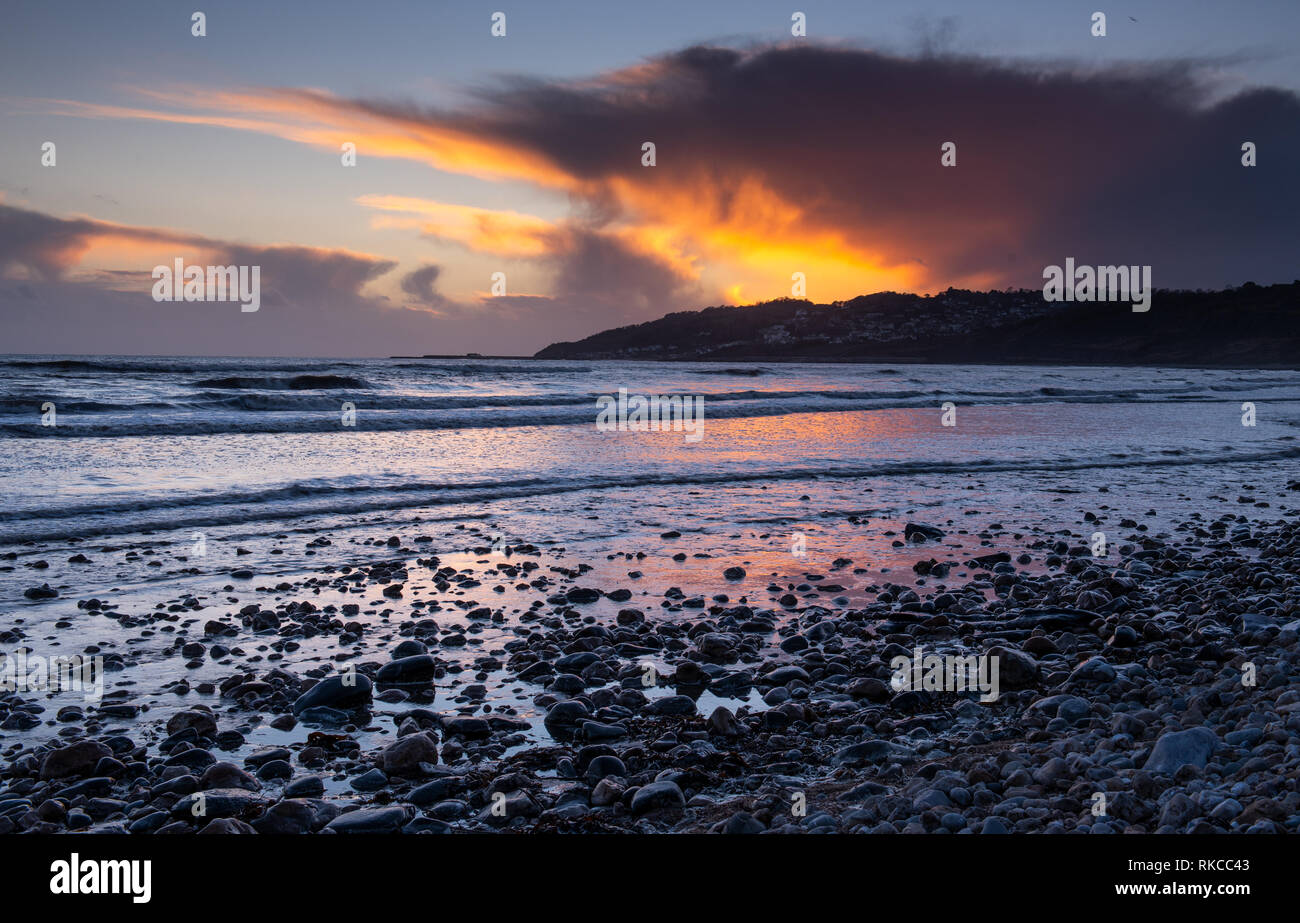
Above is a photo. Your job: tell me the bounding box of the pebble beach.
[2,357,1298,834]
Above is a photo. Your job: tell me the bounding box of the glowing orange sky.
[34,84,958,306]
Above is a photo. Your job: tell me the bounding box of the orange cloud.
[41,87,574,187]
[608,177,924,299]
[358,196,557,258]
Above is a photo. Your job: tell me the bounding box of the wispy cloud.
[360,196,558,257]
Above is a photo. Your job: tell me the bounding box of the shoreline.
[4,502,1297,834]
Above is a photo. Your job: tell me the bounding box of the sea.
[1,355,1296,750]
[2,355,1296,544]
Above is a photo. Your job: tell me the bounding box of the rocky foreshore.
[3,509,1298,834]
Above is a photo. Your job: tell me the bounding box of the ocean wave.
[182,391,606,412]
[191,374,376,390]
[2,445,1297,545]
[0,395,182,413]
[3,387,1297,436]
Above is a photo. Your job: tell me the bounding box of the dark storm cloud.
[367,43,1300,288]
[399,263,450,309]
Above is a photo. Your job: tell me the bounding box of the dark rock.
[1143,727,1219,775]
[442,715,491,738]
[722,811,764,834]
[200,762,260,792]
[987,646,1040,689]
[379,732,439,774]
[197,818,257,834]
[40,740,111,780]
[647,695,697,716]
[1070,657,1117,685]
[283,775,326,798]
[292,673,373,714]
[376,655,437,684]
[584,755,628,782]
[544,700,591,729]
[324,805,411,834]
[833,740,892,766]
[170,788,268,820]
[630,780,685,816]
[904,523,945,542]
[350,768,389,792]
[257,760,293,781]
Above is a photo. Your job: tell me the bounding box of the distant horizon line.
[4,280,1295,362]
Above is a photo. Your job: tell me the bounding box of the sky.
[1,0,1298,357]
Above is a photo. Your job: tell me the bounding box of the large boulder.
[986,646,1040,689]
[170,788,268,820]
[543,700,591,730]
[476,790,541,826]
[697,633,739,660]
[200,761,260,792]
[833,740,892,766]
[167,709,219,738]
[1069,656,1117,685]
[376,655,437,684]
[904,523,945,542]
[630,780,685,816]
[292,673,373,714]
[252,799,340,835]
[647,695,697,716]
[378,732,439,774]
[40,740,111,780]
[197,818,257,834]
[1142,727,1219,775]
[324,805,411,834]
